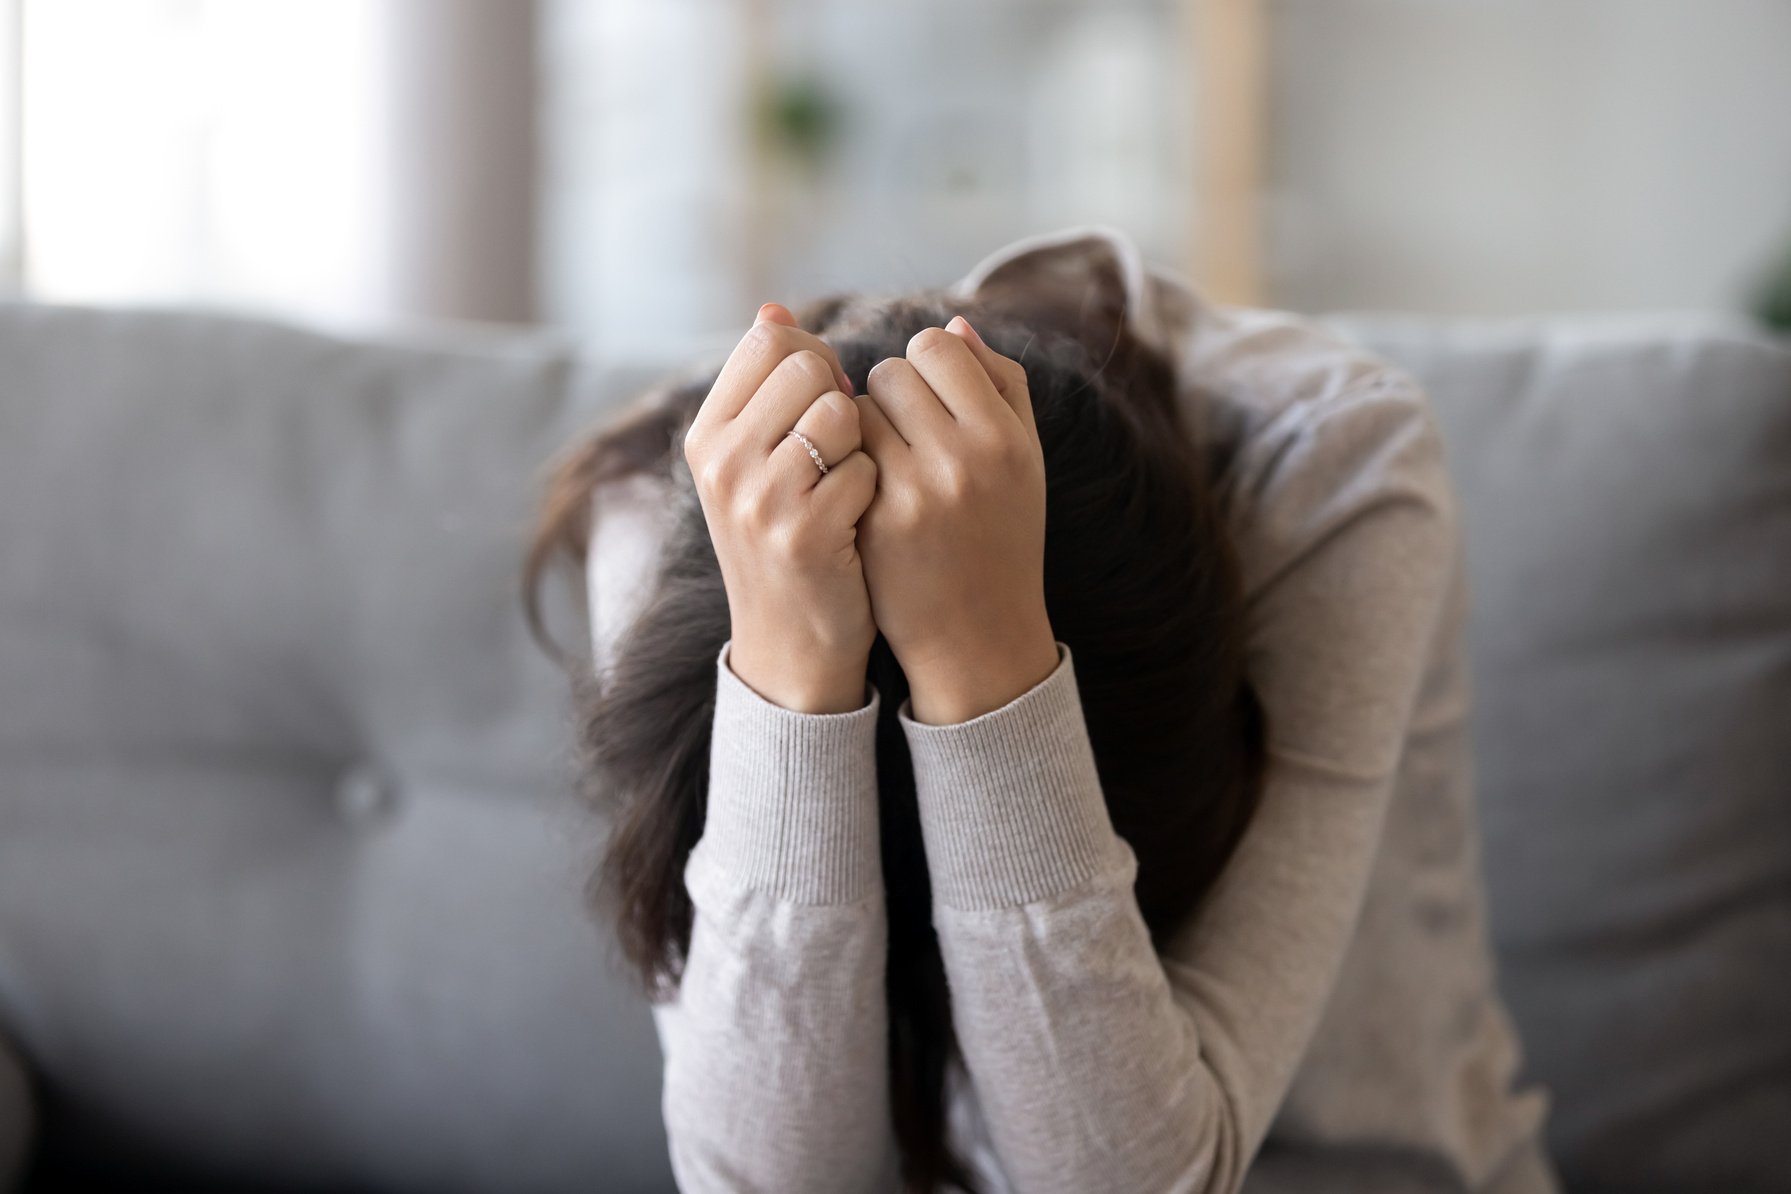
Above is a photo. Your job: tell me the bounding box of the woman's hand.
[685,304,879,714]
[855,317,1061,724]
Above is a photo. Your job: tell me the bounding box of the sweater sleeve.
[897,380,1459,1193]
[584,486,899,1194]
[647,642,901,1194]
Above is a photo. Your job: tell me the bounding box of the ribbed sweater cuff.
[694,639,882,904]
[897,642,1123,910]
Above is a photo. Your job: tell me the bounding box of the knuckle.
[691,452,727,496]
[864,357,905,393]
[742,320,783,358]
[763,517,801,561]
[962,420,1000,452]
[729,481,760,521]
[989,429,1030,469]
[890,484,927,528]
[936,457,973,501]
[907,326,955,359]
[789,349,833,390]
[871,469,908,505]
[682,416,711,452]
[840,450,875,489]
[815,389,858,427]
[740,485,781,534]
[879,475,920,514]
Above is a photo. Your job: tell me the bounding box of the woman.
[525,227,1559,1193]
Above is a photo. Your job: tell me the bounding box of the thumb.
[756,302,799,327]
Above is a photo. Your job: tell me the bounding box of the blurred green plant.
[754,73,842,168]
[1751,229,1791,333]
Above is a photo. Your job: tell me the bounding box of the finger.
[769,390,863,496]
[737,348,840,451]
[697,311,854,428]
[759,302,853,396]
[853,388,912,472]
[946,315,1035,438]
[864,356,953,448]
[903,324,1007,427]
[809,447,878,525]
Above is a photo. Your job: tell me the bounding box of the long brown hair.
[523,280,1267,1192]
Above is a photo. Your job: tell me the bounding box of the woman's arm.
[897,381,1459,1193]
[586,474,900,1194]
[651,638,898,1194]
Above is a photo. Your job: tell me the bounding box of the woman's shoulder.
[1154,281,1463,782]
[1159,280,1459,606]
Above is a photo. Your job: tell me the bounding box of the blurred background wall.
[2,0,1787,360]
[537,0,1203,361]
[1265,0,1791,317]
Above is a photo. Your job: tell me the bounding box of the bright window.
[18,0,395,321]
[0,0,19,292]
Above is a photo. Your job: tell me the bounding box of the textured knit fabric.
[584,228,1559,1193]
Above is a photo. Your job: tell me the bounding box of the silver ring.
[786,429,829,474]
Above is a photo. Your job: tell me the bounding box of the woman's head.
[524,242,1267,1193]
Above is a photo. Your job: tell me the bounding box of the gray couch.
[1,301,1786,1192]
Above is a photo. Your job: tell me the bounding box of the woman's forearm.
[655,640,898,1194]
[899,642,1249,1193]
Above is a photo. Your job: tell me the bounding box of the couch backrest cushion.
[7,297,1787,1192]
[1331,313,1791,1192]
[0,301,675,1191]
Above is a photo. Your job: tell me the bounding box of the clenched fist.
[854,317,1061,724]
[685,304,879,714]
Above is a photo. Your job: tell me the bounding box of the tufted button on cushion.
[334,761,399,825]
[0,301,678,1192]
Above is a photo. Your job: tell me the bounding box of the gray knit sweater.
[584,230,1560,1194]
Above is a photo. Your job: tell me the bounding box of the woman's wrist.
[725,636,871,714]
[902,617,1061,725]
[707,639,884,903]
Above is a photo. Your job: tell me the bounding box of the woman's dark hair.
[523,280,1267,1193]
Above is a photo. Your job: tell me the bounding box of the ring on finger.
[786,428,829,474]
